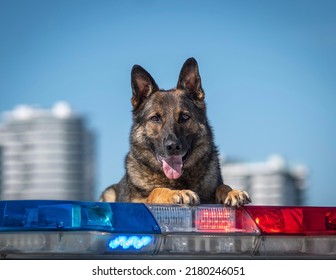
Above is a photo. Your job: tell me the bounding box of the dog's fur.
[100,58,251,206]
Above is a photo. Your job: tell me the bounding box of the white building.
[0,102,95,200]
[221,154,307,205]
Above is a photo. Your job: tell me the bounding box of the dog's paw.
[216,184,251,207]
[221,189,251,207]
[171,190,200,205]
[147,188,200,205]
[99,186,117,202]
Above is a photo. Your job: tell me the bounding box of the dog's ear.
[131,65,159,109]
[177,57,204,101]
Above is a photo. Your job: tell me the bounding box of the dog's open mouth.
[157,152,189,180]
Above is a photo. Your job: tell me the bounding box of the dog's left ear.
[177,57,204,101]
[131,65,159,109]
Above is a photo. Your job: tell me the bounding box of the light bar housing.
[0,200,335,259]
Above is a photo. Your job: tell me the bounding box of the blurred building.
[221,154,307,205]
[0,102,95,200]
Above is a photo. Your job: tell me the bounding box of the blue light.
[0,201,160,234]
[108,235,153,250]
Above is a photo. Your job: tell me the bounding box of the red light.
[195,207,260,233]
[326,211,336,230]
[197,208,233,232]
[245,206,336,235]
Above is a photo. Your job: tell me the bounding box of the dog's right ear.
[177,57,204,101]
[131,65,159,109]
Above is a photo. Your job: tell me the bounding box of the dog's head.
[130,58,212,180]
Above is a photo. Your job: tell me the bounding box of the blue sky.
[0,0,335,205]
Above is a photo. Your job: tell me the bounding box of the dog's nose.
[165,139,182,154]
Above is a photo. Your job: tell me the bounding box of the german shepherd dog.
[100,58,251,206]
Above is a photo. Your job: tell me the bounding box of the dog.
[100,57,251,206]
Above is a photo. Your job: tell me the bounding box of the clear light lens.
[258,236,336,256]
[148,205,259,233]
[0,232,158,255]
[148,205,192,232]
[0,233,46,251]
[158,235,259,255]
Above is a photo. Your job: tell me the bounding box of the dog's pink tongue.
[162,156,183,179]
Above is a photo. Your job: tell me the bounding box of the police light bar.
[0,200,335,259]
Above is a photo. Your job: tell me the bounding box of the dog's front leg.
[216,184,251,207]
[146,187,200,205]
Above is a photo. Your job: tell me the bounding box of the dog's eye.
[150,115,160,122]
[179,114,190,123]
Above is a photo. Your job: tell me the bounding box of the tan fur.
[147,188,200,204]
[99,187,116,202]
